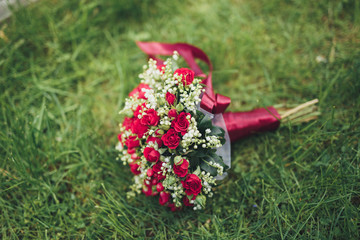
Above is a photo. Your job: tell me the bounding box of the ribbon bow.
[136,41,281,143]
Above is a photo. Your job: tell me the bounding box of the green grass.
[1,0,359,238]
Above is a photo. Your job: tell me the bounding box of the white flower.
[115,142,123,151]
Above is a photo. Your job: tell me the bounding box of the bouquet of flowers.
[116,42,319,211]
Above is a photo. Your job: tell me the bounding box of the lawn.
[0,0,359,239]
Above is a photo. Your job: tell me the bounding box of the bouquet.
[116,42,319,211]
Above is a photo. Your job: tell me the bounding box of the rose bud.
[133,103,147,118]
[129,162,141,175]
[168,203,180,212]
[147,168,154,177]
[174,68,195,86]
[129,83,151,99]
[168,109,178,119]
[152,161,164,174]
[146,136,163,148]
[157,64,166,74]
[173,112,191,135]
[151,178,158,186]
[159,192,170,206]
[127,148,136,154]
[183,195,196,206]
[165,92,177,106]
[156,182,164,192]
[142,187,153,196]
[144,177,153,186]
[124,135,140,149]
[173,159,189,178]
[174,156,184,166]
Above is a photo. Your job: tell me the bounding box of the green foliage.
[0,0,359,238]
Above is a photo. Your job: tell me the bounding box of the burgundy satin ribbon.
[223,107,281,142]
[136,41,281,142]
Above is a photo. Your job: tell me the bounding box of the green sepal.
[193,166,201,176]
[158,148,167,155]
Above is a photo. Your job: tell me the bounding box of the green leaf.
[199,152,229,176]
[210,125,225,137]
[200,161,217,176]
[198,114,212,132]
[187,148,208,158]
[209,153,228,170]
[195,110,205,120]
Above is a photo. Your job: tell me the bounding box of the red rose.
[165,92,176,106]
[142,186,153,196]
[124,135,140,149]
[159,191,170,205]
[147,168,154,177]
[173,112,191,135]
[161,129,180,149]
[141,109,160,126]
[127,148,136,154]
[151,178,158,186]
[133,103,147,118]
[143,178,152,187]
[173,159,189,178]
[131,119,149,138]
[152,161,164,174]
[131,153,140,160]
[129,162,141,175]
[156,182,164,192]
[181,174,202,196]
[168,109,178,119]
[122,117,134,130]
[156,173,166,181]
[129,83,151,99]
[146,136,163,148]
[174,68,195,85]
[143,147,160,162]
[168,203,180,212]
[183,195,196,206]
[157,64,166,74]
[154,129,164,136]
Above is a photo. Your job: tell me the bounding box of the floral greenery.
[0,0,359,238]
